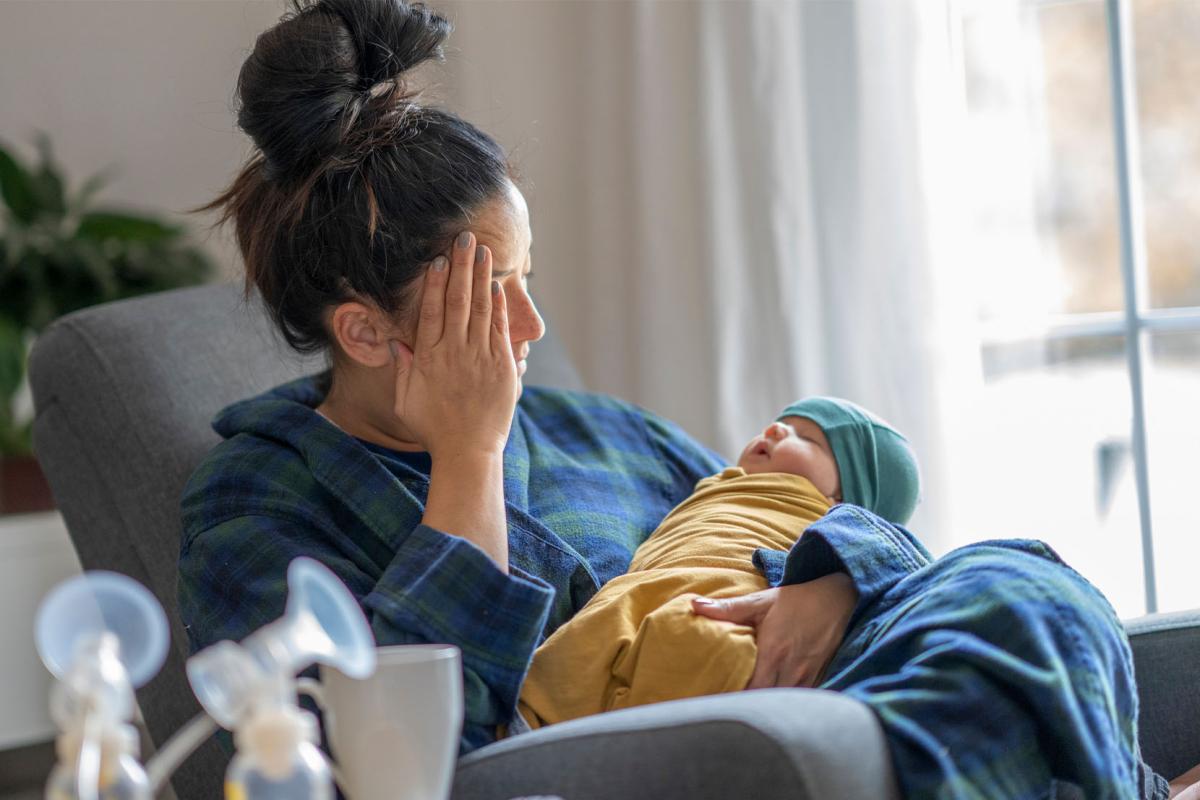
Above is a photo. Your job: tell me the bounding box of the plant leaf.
[0,417,33,457]
[113,242,216,299]
[0,317,24,406]
[0,226,25,270]
[31,132,66,218]
[77,211,183,243]
[0,141,38,223]
[0,249,33,330]
[0,133,213,346]
[69,165,119,217]
[69,238,119,301]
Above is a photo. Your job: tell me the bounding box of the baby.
[512,396,921,732]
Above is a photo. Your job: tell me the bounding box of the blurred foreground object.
[34,571,169,800]
[187,557,376,800]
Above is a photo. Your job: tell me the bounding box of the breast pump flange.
[185,557,377,800]
[35,558,375,800]
[35,571,170,800]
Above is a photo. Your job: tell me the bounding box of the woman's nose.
[509,289,546,344]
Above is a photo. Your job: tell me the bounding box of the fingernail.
[388,340,399,359]
[475,245,486,265]
[491,280,500,295]
[457,231,471,249]
[692,598,714,607]
[432,256,447,271]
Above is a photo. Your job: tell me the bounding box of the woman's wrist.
[820,572,859,622]
[423,449,509,570]
[428,442,506,466]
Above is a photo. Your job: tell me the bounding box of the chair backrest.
[27,282,583,800]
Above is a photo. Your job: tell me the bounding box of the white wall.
[0,1,288,285]
[432,0,632,403]
[0,513,79,749]
[0,0,655,426]
[431,1,721,446]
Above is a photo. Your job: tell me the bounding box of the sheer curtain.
[440,0,969,549]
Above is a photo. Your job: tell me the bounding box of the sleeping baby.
[512,396,922,731]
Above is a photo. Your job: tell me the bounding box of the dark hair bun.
[196,0,511,362]
[236,0,451,181]
[321,0,449,85]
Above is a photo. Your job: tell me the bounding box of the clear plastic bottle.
[45,724,150,800]
[35,574,169,800]
[224,704,332,800]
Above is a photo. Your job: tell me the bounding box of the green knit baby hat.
[777,396,922,525]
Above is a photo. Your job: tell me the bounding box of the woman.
[180,1,1195,797]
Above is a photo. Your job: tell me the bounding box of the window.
[948,0,1200,617]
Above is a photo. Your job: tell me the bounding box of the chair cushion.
[1124,609,1200,780]
[29,283,325,799]
[452,689,899,800]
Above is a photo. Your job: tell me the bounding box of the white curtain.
[440,0,970,549]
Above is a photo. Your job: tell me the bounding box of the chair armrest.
[1125,608,1200,780]
[451,689,898,800]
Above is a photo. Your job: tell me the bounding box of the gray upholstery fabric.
[1125,609,1200,781]
[452,689,900,800]
[30,283,323,800]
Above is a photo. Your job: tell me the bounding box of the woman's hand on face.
[391,231,519,460]
[691,573,859,689]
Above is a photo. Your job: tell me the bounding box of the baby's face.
[736,416,841,502]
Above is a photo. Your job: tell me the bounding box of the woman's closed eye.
[494,269,534,287]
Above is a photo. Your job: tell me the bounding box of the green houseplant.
[0,131,215,510]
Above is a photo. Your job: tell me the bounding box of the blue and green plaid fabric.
[178,372,727,753]
[755,505,1168,800]
[180,373,1168,796]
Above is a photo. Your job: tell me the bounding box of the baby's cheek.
[821,461,841,497]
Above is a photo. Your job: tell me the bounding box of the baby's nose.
[765,422,787,440]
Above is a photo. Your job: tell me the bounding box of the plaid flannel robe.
[180,373,1167,797]
[755,507,1168,800]
[178,373,727,752]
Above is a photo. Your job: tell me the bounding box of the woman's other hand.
[691,573,858,689]
[391,230,519,459]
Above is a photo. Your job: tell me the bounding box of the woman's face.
[462,181,545,383]
[325,180,544,393]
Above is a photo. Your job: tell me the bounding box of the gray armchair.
[27,284,1200,800]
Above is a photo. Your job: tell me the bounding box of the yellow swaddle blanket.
[517,466,832,729]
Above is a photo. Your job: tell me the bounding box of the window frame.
[1096,0,1200,612]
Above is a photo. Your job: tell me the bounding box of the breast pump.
[34,558,375,800]
[35,571,169,800]
[186,557,376,800]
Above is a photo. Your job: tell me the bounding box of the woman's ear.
[327,301,397,368]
